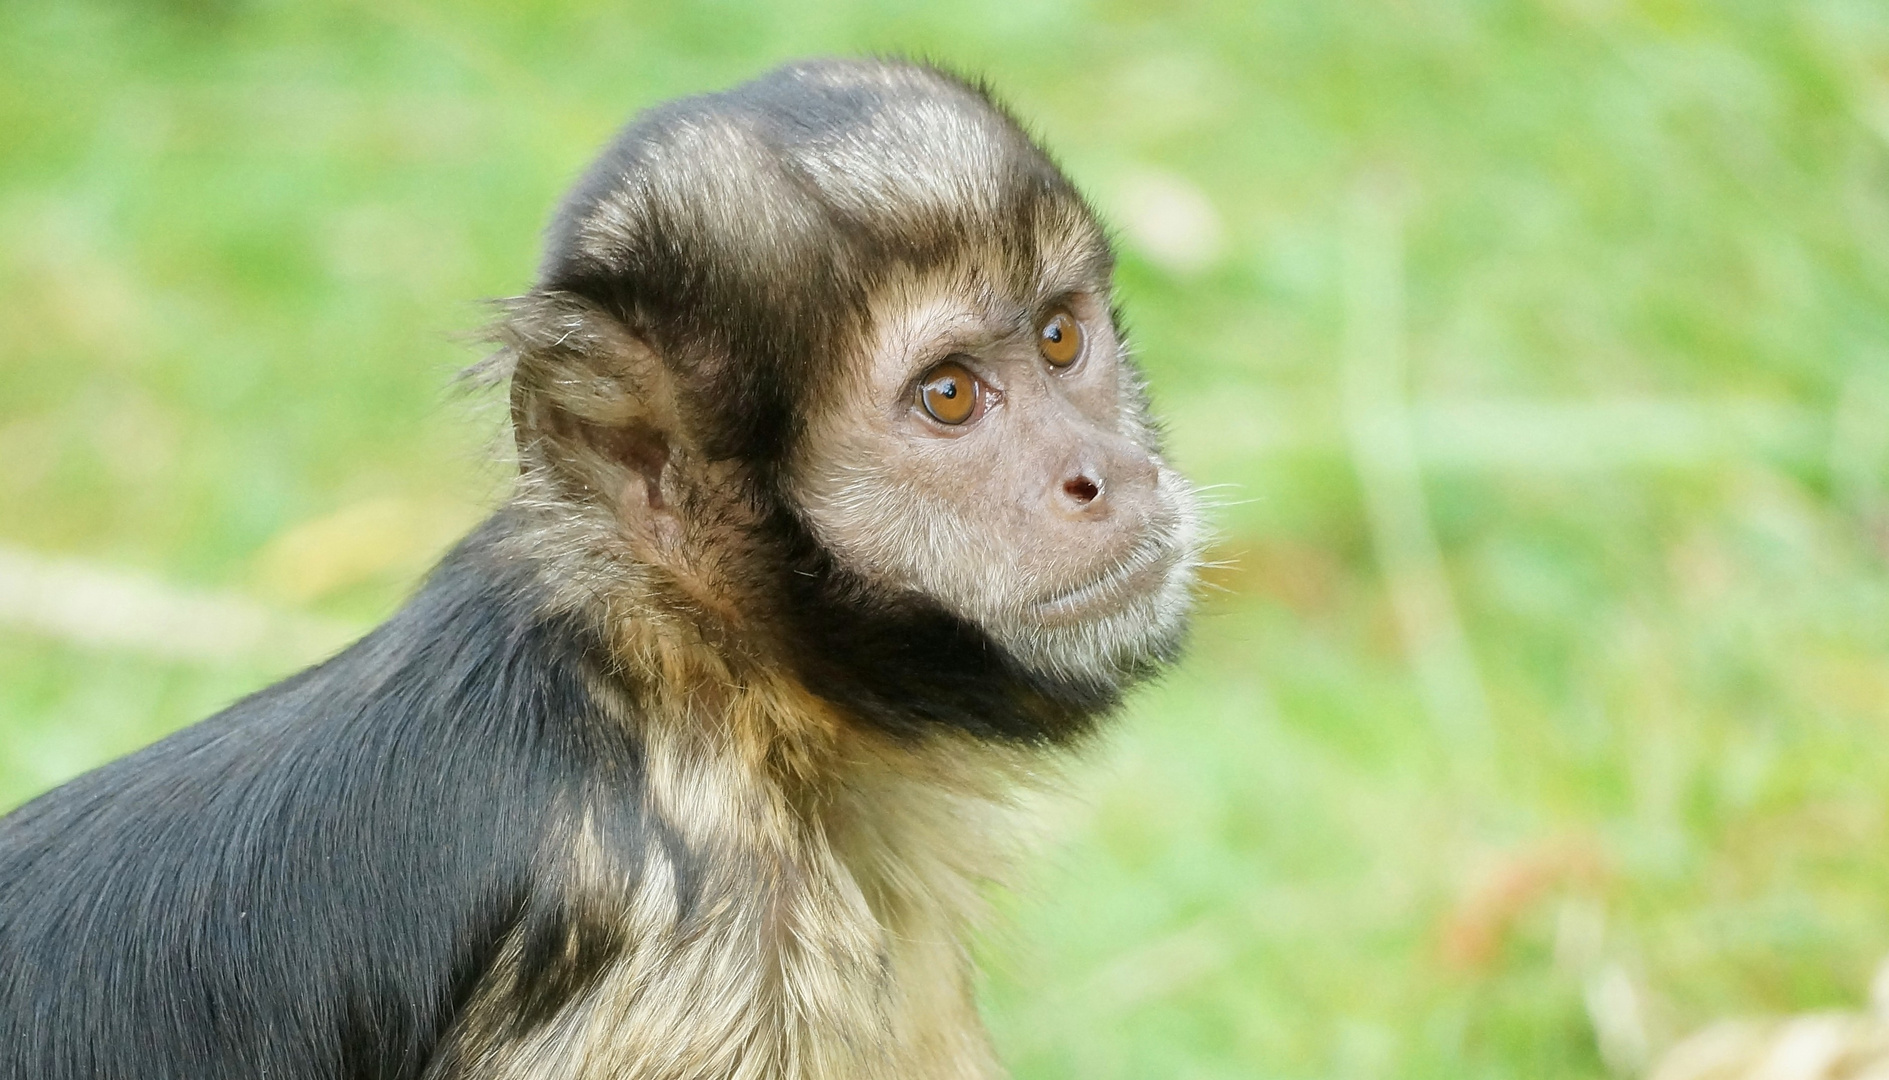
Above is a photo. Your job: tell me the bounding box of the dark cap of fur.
[539,57,1103,467]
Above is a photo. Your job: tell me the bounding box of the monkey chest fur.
[429,721,1020,1080]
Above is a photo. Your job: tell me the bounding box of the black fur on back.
[0,517,681,1079]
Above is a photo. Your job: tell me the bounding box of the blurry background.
[4,1,1889,1076]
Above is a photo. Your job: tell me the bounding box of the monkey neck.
[500,468,1122,749]
[574,579,1056,977]
[482,489,1051,800]
[616,651,1054,957]
[604,592,1054,814]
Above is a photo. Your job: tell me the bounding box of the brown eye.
[918,360,980,425]
[1038,308,1083,367]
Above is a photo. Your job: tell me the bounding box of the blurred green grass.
[5,1,1889,1076]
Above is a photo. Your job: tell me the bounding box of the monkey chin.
[992,537,1202,690]
[1009,571,1195,688]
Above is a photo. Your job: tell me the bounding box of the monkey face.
[791,258,1202,687]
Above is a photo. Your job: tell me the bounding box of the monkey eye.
[917,360,982,426]
[1037,308,1084,368]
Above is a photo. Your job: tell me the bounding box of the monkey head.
[498,58,1203,743]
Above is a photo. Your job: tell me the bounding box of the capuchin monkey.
[0,58,1202,1080]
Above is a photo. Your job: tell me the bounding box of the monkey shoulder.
[0,522,671,1080]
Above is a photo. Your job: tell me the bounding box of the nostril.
[1063,476,1100,505]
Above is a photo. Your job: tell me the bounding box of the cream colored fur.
[431,620,1051,1080]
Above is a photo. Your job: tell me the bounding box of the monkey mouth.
[1029,538,1180,625]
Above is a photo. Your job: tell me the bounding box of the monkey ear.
[483,293,691,543]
